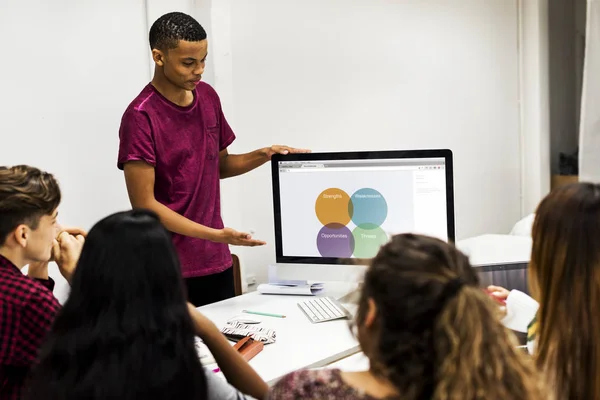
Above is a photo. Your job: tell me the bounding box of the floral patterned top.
[268,369,389,400]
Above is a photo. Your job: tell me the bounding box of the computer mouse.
[227,315,262,324]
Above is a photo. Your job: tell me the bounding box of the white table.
[456,234,532,265]
[327,352,370,371]
[198,283,360,384]
[197,235,532,384]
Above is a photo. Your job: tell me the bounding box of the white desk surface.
[456,234,532,266]
[198,283,360,384]
[327,352,370,371]
[197,235,529,384]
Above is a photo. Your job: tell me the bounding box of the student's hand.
[187,302,269,399]
[57,225,88,237]
[52,231,85,283]
[264,145,311,160]
[487,285,509,318]
[216,228,266,246]
[487,285,510,302]
[49,226,87,262]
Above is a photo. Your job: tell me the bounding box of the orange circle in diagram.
[315,188,353,226]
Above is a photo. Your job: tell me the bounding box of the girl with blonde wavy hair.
[491,182,600,399]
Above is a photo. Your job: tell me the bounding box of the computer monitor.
[271,149,455,265]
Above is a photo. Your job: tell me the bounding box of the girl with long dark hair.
[25,209,267,400]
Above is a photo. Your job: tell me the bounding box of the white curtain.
[579,0,600,181]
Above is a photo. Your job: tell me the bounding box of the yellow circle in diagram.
[315,188,353,226]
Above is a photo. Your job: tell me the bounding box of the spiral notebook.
[220,320,277,344]
[195,321,276,366]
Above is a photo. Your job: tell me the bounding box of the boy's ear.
[12,224,29,248]
[152,49,165,67]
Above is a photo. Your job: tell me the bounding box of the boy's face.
[153,39,208,91]
[24,209,60,263]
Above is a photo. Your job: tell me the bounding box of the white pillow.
[510,214,535,237]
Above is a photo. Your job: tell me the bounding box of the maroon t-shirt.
[117,82,235,278]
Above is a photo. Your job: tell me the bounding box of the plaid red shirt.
[0,254,60,399]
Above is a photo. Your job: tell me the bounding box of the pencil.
[242,310,286,318]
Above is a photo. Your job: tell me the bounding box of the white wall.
[575,0,587,136]
[0,0,148,229]
[519,0,551,215]
[579,0,600,182]
[222,0,523,283]
[0,0,153,300]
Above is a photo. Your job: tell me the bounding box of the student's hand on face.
[57,225,88,237]
[49,226,88,263]
[48,227,87,262]
[52,231,85,283]
[217,228,266,247]
[264,145,311,160]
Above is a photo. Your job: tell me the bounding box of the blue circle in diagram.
[350,188,388,228]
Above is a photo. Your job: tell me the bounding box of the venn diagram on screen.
[315,188,388,258]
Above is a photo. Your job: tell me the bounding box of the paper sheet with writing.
[501,290,539,333]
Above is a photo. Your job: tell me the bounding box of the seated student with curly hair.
[268,234,547,400]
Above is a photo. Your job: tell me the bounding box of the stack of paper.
[257,280,324,296]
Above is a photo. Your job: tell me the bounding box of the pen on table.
[242,310,286,318]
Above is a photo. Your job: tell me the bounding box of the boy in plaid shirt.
[0,165,84,399]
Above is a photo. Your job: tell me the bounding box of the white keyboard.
[298,296,351,323]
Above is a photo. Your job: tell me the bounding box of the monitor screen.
[271,150,455,264]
